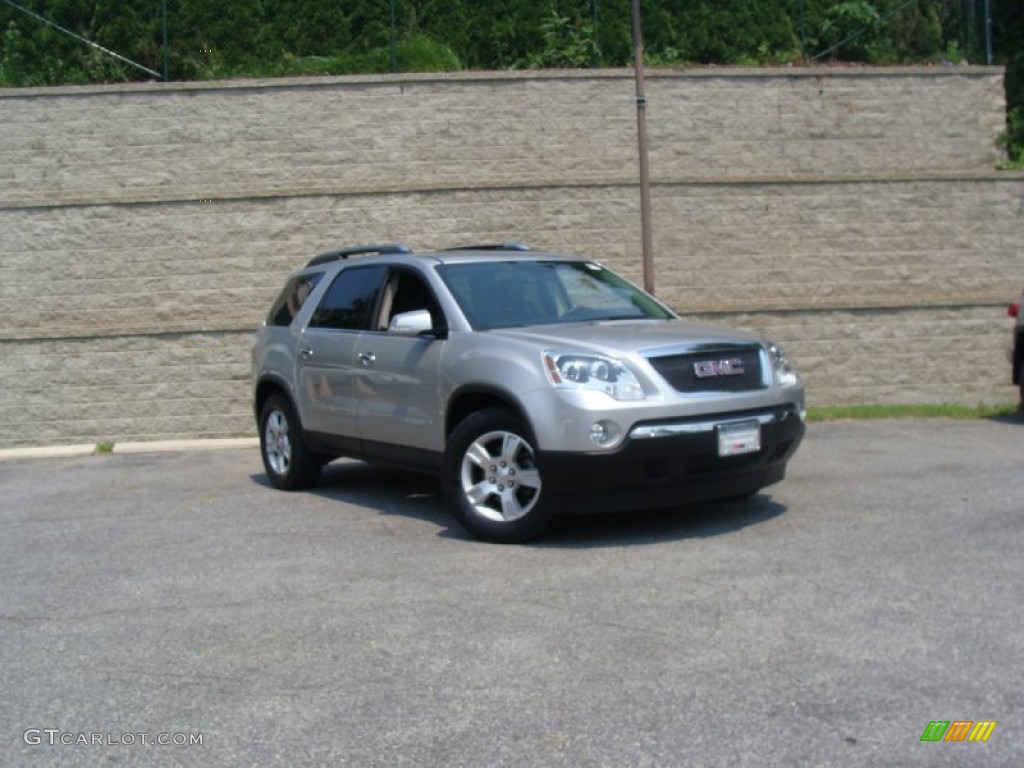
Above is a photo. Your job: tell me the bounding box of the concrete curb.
[114,438,259,454]
[0,444,98,460]
[0,437,259,461]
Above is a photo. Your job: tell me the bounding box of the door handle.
[358,351,376,366]
[298,347,314,360]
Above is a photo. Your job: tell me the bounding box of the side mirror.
[388,309,446,338]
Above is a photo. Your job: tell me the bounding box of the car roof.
[302,243,589,270]
[428,249,589,266]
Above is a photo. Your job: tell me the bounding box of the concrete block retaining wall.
[0,68,1020,447]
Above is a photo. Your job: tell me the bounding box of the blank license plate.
[717,421,761,457]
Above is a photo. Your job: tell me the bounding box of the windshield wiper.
[593,314,648,322]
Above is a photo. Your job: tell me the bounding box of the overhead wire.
[0,0,162,79]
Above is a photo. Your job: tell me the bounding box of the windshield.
[437,260,673,330]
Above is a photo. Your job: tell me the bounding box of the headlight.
[543,351,646,401]
[767,341,800,388]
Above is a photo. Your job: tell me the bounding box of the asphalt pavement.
[1,418,1022,767]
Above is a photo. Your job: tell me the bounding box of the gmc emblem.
[694,359,745,378]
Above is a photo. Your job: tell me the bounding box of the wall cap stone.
[0,65,1005,100]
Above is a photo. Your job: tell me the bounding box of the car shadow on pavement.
[252,459,454,524]
[253,459,788,547]
[988,410,1024,426]
[535,495,787,548]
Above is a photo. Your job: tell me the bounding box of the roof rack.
[306,243,411,267]
[444,242,531,252]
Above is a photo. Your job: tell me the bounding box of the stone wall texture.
[1,68,1022,448]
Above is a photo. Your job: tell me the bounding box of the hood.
[489,319,763,357]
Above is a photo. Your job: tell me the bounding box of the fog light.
[589,420,620,447]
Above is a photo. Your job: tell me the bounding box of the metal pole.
[631,0,655,294]
[162,0,168,81]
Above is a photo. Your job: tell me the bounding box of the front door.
[351,269,447,454]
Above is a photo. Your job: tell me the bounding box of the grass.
[805,403,1021,422]
[94,441,115,454]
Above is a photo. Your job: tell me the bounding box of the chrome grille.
[647,345,765,393]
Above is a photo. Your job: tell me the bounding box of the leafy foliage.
[819,1,884,60]
[524,6,596,68]
[997,4,1024,164]
[660,0,799,65]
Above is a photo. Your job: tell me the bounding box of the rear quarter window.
[268,272,324,327]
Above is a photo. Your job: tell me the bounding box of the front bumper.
[538,406,804,514]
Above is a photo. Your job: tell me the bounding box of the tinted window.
[309,265,386,330]
[268,272,324,327]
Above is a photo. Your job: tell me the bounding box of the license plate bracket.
[717,420,761,457]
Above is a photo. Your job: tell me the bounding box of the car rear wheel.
[443,408,552,543]
[260,394,321,490]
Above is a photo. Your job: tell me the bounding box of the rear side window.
[268,272,324,327]
[309,265,386,330]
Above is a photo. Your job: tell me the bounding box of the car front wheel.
[260,394,321,490]
[443,408,552,543]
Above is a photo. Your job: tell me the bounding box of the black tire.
[259,394,321,490]
[443,408,552,543]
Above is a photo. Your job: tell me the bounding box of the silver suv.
[252,244,806,542]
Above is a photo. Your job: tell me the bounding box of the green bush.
[1005,106,1024,165]
[399,35,462,72]
[818,1,883,61]
[523,8,595,69]
[1006,53,1024,164]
